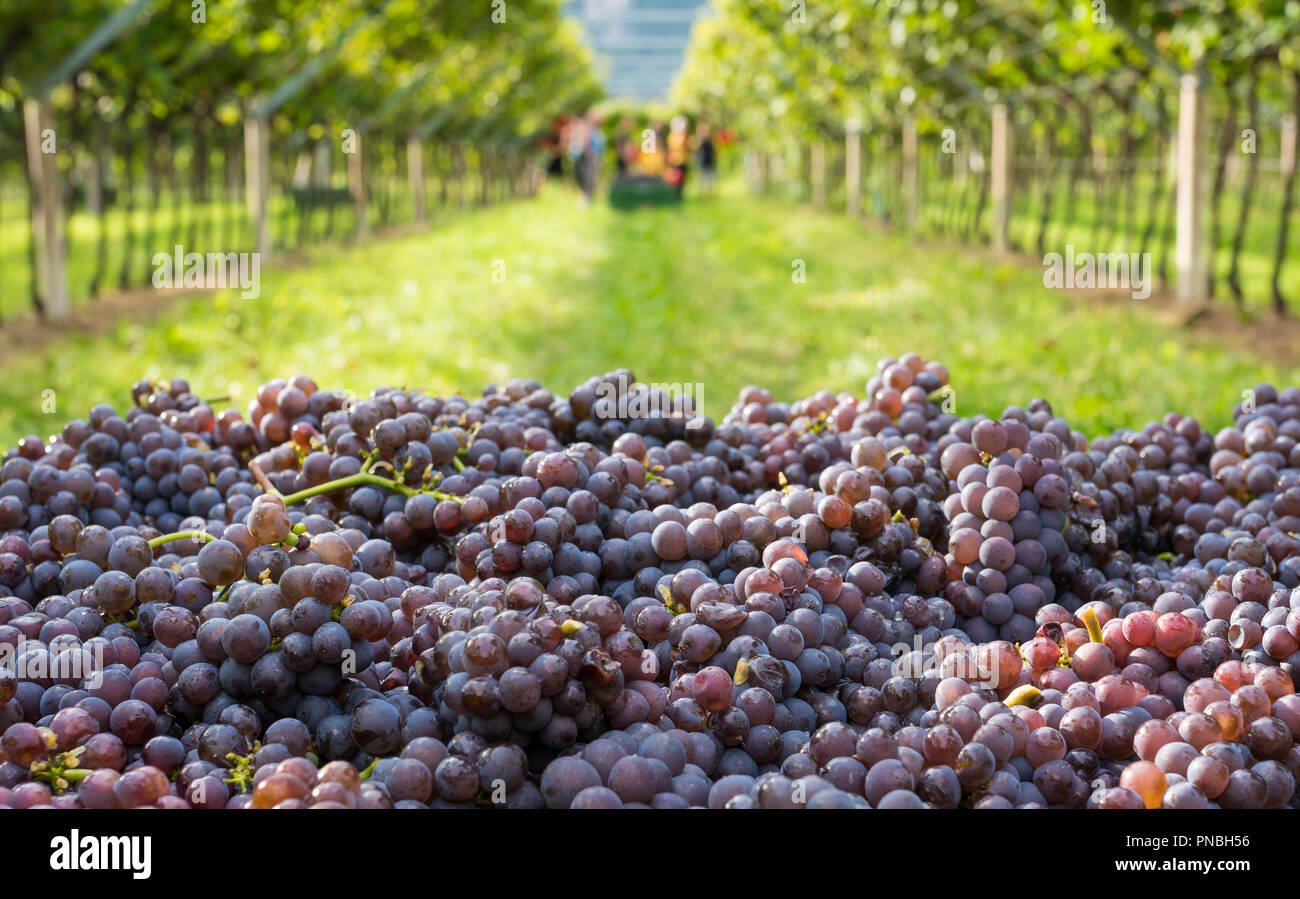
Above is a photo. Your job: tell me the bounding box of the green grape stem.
[278,472,464,505]
[251,456,464,505]
[148,531,216,549]
[223,749,259,794]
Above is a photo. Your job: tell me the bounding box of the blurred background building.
[565,0,711,100]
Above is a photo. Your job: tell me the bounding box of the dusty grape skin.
[2,359,1300,813]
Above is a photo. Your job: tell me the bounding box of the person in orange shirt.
[637,120,667,177]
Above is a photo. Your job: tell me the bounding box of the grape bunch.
[0,354,1297,809]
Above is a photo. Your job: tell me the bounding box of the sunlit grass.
[3,181,1297,444]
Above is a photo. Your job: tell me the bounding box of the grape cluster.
[0,355,1298,809]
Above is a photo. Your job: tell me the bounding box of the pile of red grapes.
[1,354,1298,809]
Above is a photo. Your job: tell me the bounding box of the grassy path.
[3,185,1297,443]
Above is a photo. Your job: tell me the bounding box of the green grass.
[792,150,1300,313]
[4,181,1298,445]
[0,191,254,322]
[911,161,1300,312]
[0,171,482,323]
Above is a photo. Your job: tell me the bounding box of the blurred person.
[542,114,570,180]
[566,116,587,170]
[695,121,717,195]
[571,114,605,204]
[614,117,635,177]
[667,115,690,196]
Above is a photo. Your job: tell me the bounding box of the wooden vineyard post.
[408,135,425,224]
[348,131,367,237]
[991,103,1012,253]
[22,98,68,318]
[313,139,331,188]
[1175,73,1207,304]
[244,112,270,259]
[902,115,919,228]
[744,151,762,195]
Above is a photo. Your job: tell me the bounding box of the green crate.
[289,185,354,211]
[608,175,681,210]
